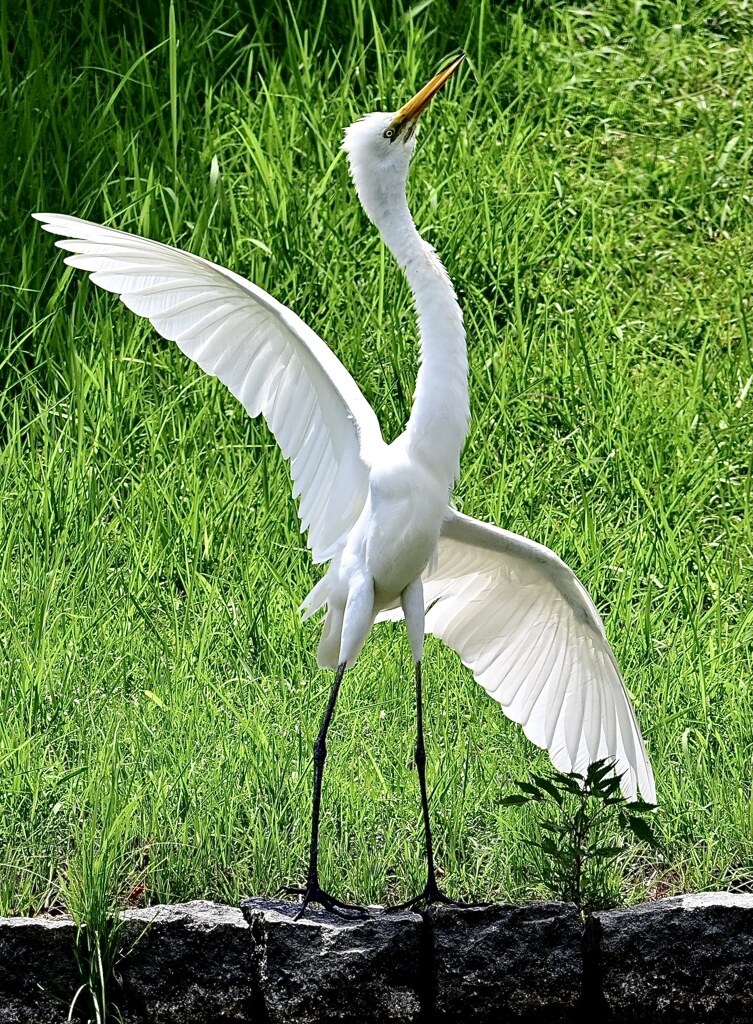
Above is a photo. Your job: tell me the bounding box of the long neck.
[375,192,469,487]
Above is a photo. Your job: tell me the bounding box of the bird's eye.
[383,128,395,140]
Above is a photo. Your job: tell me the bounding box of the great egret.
[34,53,655,918]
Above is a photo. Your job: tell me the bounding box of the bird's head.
[342,55,464,223]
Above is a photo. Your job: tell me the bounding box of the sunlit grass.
[1,0,752,937]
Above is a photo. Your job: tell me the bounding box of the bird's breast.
[363,458,448,609]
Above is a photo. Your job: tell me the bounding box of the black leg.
[414,661,438,890]
[282,661,365,919]
[391,661,465,912]
[307,660,345,892]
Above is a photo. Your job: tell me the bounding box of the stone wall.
[1,893,751,1022]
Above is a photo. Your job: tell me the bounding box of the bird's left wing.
[378,508,655,803]
[33,214,384,563]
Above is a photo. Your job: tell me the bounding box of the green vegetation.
[2,0,752,938]
[502,760,658,912]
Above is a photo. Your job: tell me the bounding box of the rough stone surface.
[430,902,583,1023]
[116,900,260,1023]
[0,915,79,1023]
[242,897,424,1023]
[592,892,753,1023]
[4,893,753,1022]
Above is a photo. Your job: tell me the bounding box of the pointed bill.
[391,53,464,130]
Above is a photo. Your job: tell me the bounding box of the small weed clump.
[502,759,658,912]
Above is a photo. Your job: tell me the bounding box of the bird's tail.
[300,576,329,622]
[315,606,344,669]
[300,574,343,669]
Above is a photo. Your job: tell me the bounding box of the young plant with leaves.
[501,759,658,911]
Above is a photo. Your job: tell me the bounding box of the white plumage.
[34,54,654,913]
[38,215,382,565]
[377,510,653,802]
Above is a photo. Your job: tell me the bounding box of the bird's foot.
[280,883,368,921]
[389,879,467,912]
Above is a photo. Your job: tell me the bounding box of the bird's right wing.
[34,214,384,563]
[378,508,655,803]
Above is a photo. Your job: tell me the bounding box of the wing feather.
[34,213,384,563]
[378,507,655,802]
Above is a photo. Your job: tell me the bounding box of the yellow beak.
[391,53,464,132]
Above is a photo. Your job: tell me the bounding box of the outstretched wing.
[379,508,655,802]
[34,214,384,563]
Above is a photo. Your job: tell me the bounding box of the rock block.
[0,915,79,1023]
[4,892,752,1022]
[430,902,583,1023]
[592,892,753,1023]
[116,900,260,1023]
[241,897,424,1024]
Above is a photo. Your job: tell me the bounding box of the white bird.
[34,53,655,917]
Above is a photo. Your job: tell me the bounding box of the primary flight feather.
[34,53,654,916]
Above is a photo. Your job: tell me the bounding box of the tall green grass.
[2,0,752,940]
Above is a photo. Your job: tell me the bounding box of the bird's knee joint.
[313,737,327,763]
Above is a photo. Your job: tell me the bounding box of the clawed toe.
[281,884,368,920]
[389,880,467,912]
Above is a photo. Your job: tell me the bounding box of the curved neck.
[375,192,469,488]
